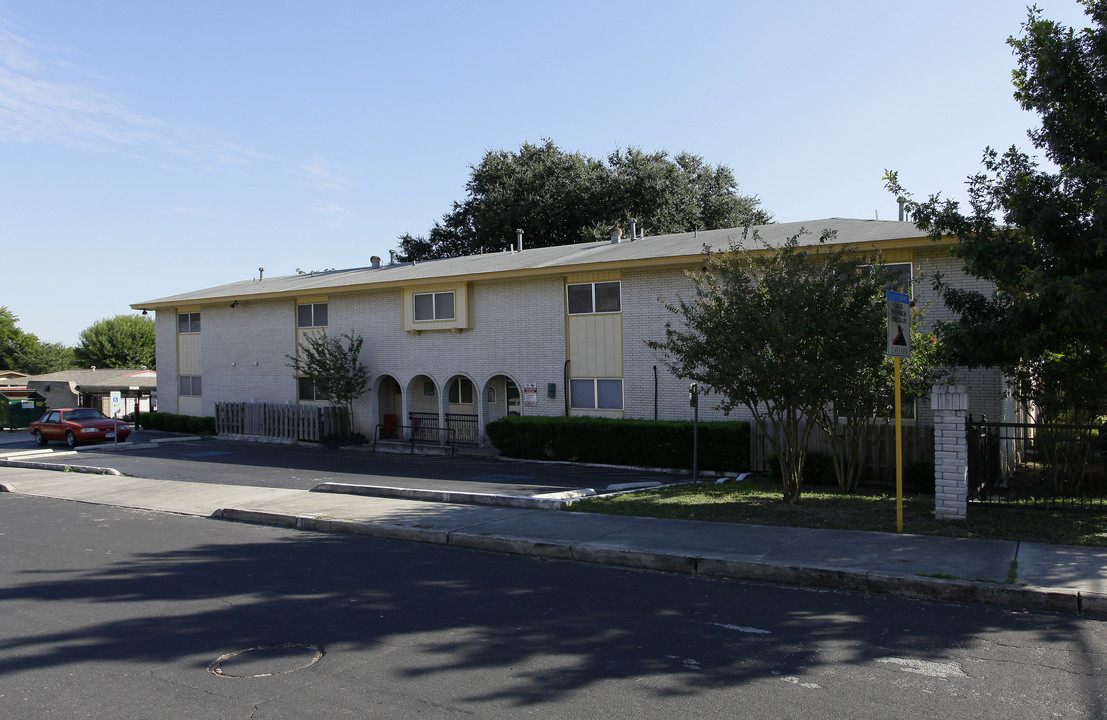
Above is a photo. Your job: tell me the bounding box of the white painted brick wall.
[154,311,178,414]
[202,299,299,417]
[931,384,969,520]
[151,242,1011,440]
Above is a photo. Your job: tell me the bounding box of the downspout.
[653,365,658,420]
[564,360,571,416]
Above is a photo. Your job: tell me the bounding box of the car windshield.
[63,409,106,421]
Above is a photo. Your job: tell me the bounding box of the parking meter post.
[690,382,699,482]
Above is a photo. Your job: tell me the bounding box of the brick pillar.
[931,384,969,520]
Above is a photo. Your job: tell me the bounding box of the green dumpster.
[0,390,47,431]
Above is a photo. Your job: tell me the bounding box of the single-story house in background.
[131,218,1009,448]
[23,368,157,418]
[0,371,29,389]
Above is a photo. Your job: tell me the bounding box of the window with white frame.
[448,377,474,404]
[566,281,621,315]
[177,312,201,333]
[179,375,202,396]
[297,303,328,328]
[414,291,455,321]
[297,376,329,402]
[858,262,913,297]
[570,378,623,410]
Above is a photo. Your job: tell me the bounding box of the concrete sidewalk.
[2,465,1106,618]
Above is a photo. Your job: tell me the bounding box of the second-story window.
[414,291,455,321]
[567,281,621,314]
[178,312,201,333]
[297,303,328,328]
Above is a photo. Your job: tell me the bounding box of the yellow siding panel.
[178,396,203,416]
[565,270,621,284]
[296,295,328,304]
[178,334,202,374]
[568,315,622,377]
[402,282,470,332]
[297,327,327,347]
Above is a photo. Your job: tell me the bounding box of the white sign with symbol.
[886,290,911,357]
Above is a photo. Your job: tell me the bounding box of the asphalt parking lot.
[0,430,676,497]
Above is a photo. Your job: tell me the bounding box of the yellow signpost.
[887,290,911,533]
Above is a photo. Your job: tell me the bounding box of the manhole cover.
[208,643,324,678]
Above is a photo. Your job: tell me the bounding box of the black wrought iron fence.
[384,411,480,447]
[967,415,1107,509]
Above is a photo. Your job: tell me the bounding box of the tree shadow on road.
[0,495,1103,717]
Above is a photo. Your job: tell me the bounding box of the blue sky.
[0,0,1091,346]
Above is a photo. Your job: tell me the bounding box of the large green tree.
[648,231,891,503]
[75,315,156,369]
[286,331,371,420]
[398,140,771,260]
[886,1,1107,422]
[0,306,76,374]
[0,307,22,371]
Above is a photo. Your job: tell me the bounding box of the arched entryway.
[483,374,522,426]
[375,375,402,439]
[405,374,441,442]
[443,374,480,445]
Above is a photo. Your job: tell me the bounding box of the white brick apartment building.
[132,219,1008,446]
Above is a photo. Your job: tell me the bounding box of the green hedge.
[140,411,216,435]
[484,416,749,472]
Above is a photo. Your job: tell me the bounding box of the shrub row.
[484,416,750,472]
[140,411,216,435]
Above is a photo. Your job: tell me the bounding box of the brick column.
[931,384,969,520]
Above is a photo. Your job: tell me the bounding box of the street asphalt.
[1,429,1106,618]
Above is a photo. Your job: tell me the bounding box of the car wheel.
[33,429,47,446]
[66,431,77,449]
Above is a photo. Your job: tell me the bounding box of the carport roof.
[23,369,157,391]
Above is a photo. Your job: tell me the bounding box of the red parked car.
[30,408,132,448]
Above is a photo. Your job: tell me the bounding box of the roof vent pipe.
[515,228,524,252]
[609,226,623,244]
[258,267,265,280]
[898,197,906,222]
[371,255,381,269]
[630,219,637,241]
[389,250,396,265]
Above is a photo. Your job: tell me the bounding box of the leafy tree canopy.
[398,140,771,260]
[286,331,371,417]
[886,2,1107,420]
[649,231,903,503]
[0,306,77,375]
[75,315,156,370]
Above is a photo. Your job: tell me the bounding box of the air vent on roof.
[371,255,381,269]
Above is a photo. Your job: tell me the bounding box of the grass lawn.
[565,477,1107,547]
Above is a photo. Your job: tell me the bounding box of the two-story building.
[132,218,1008,446]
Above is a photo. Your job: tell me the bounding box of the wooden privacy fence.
[216,402,349,443]
[751,419,934,483]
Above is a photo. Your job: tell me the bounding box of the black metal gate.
[966,415,1107,508]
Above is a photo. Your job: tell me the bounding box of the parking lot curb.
[0,458,121,475]
[206,505,1103,617]
[312,481,568,510]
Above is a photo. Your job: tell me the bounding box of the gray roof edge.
[133,218,928,307]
